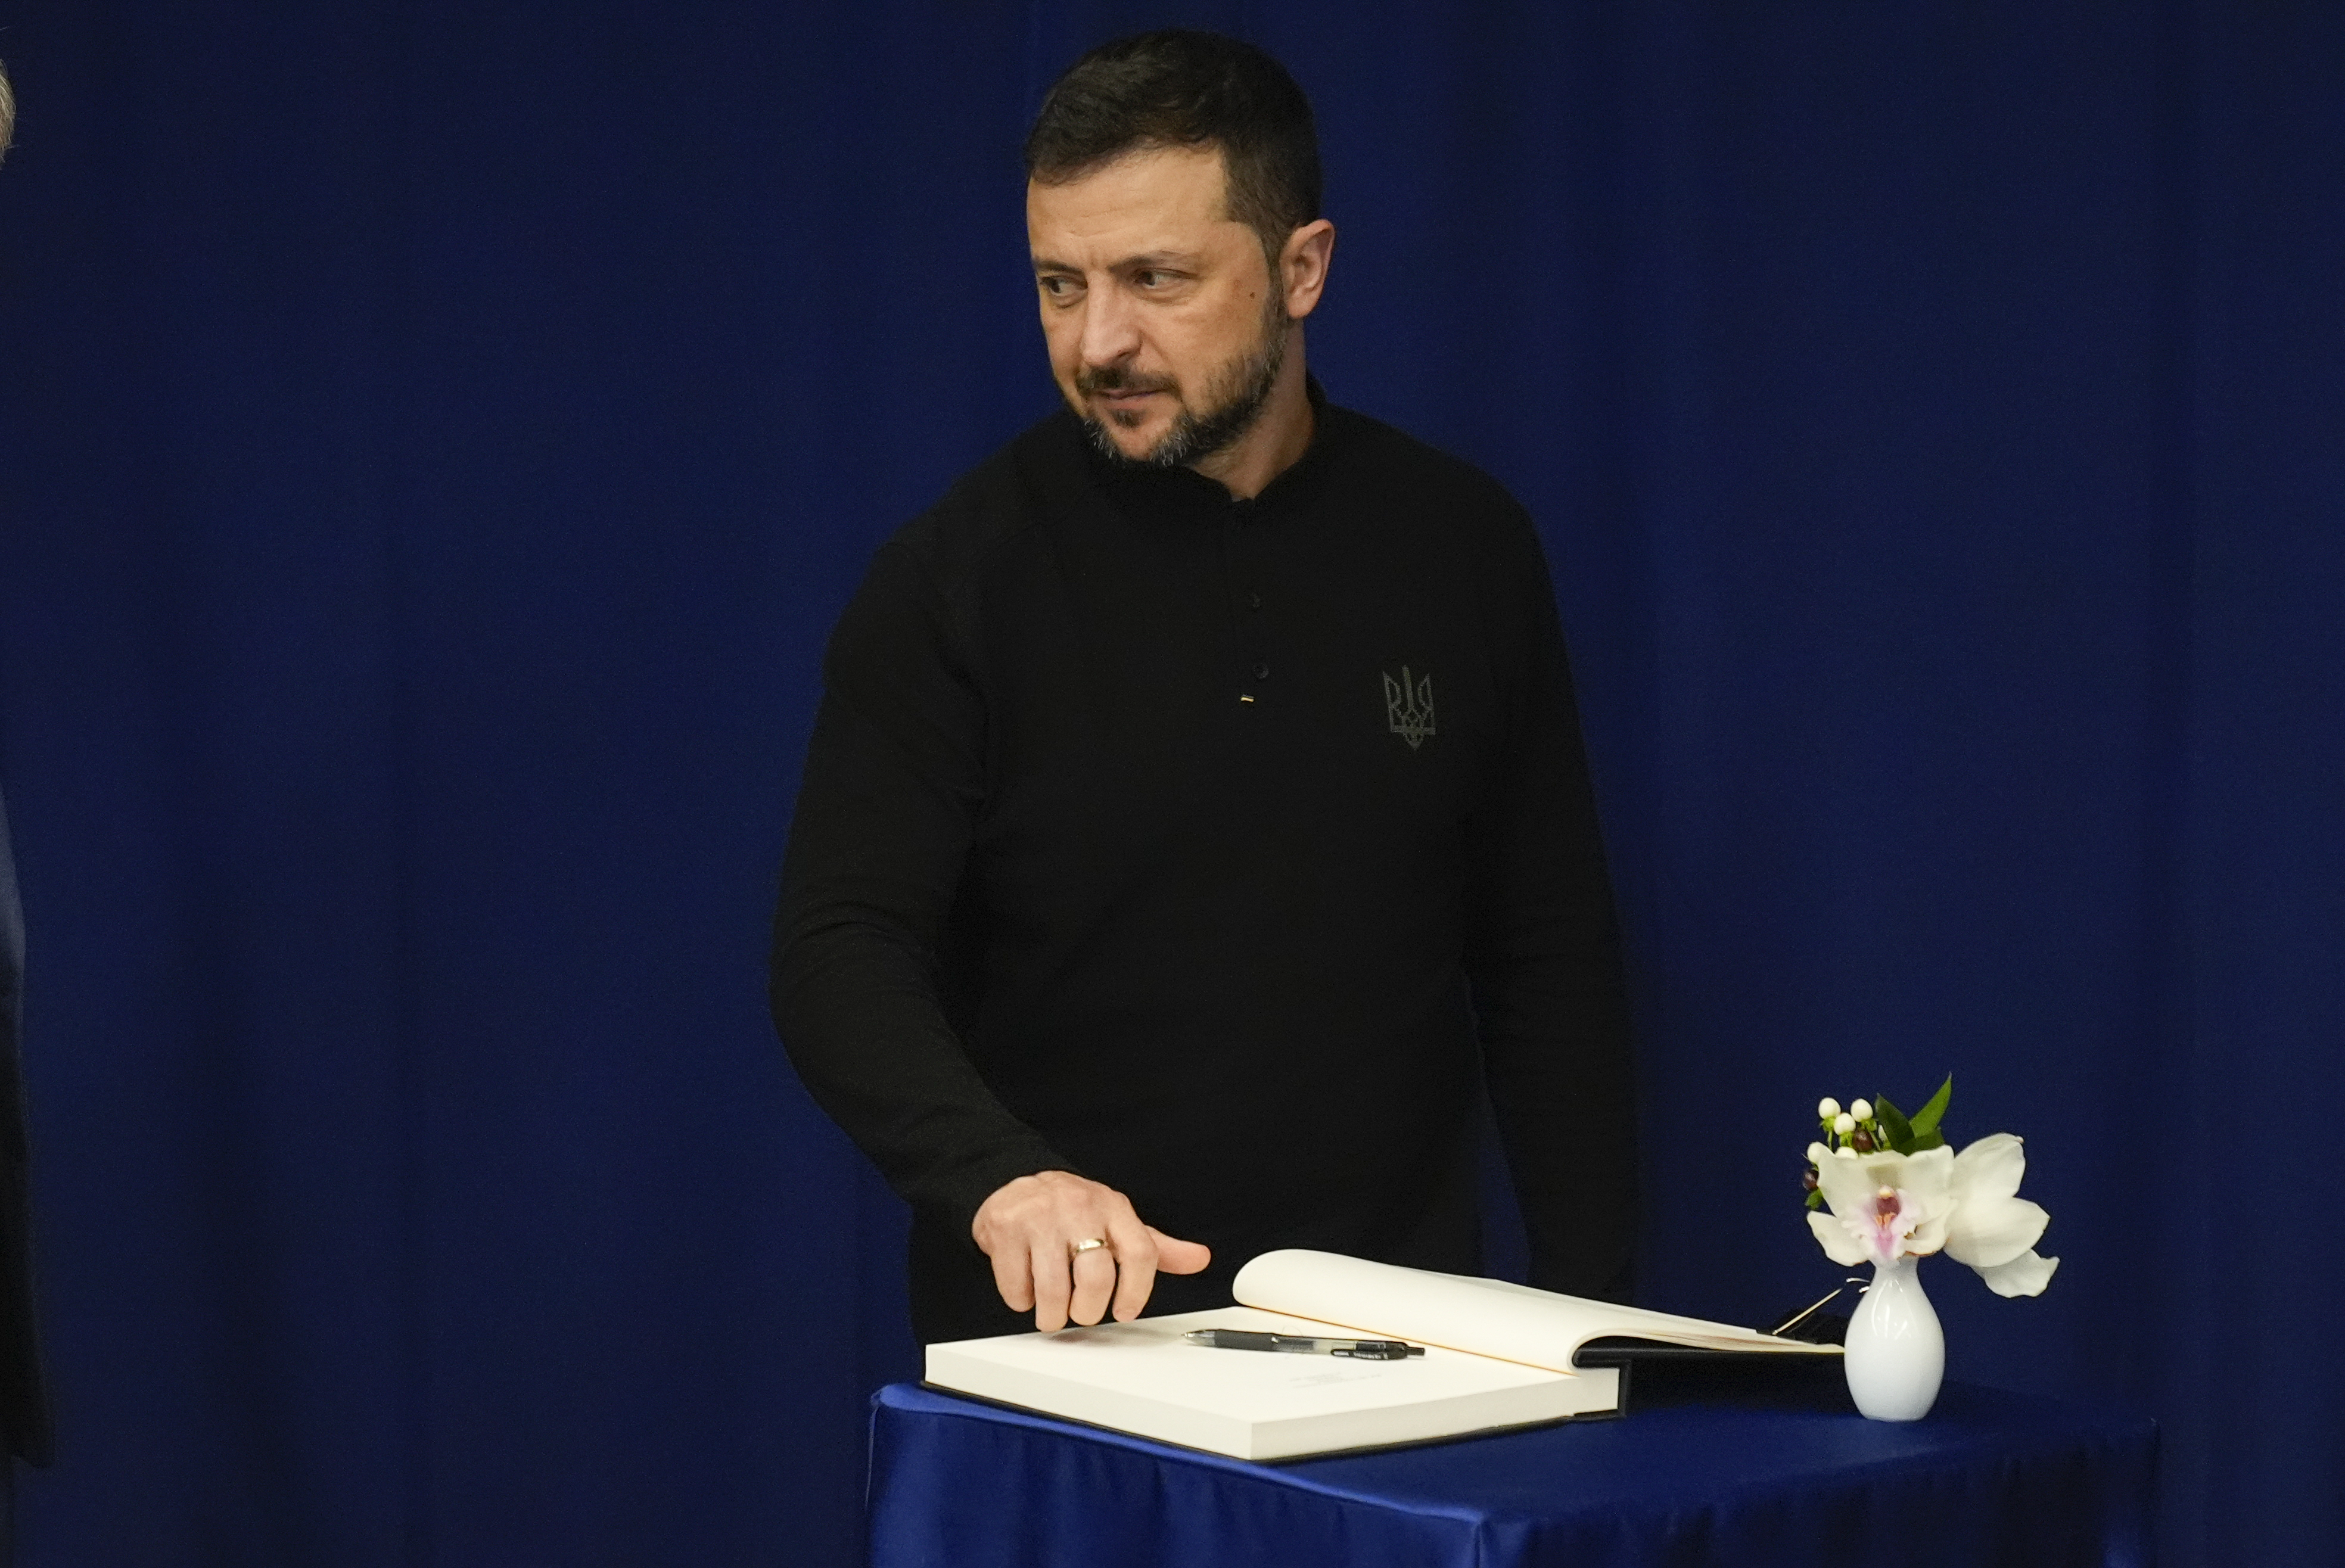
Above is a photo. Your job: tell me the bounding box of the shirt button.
[1253,661,1271,682]
[1247,591,1263,611]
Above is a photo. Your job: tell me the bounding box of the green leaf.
[1907,1129,1945,1152]
[1874,1093,1915,1153]
[1910,1075,1954,1138]
[1805,1189,1824,1209]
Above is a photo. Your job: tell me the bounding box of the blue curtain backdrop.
[0,1,2337,1563]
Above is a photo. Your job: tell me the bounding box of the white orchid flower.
[1939,1133,2060,1297]
[1807,1146,1954,1265]
[1804,1131,2060,1296]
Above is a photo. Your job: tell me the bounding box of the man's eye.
[1039,276,1080,298]
[1135,270,1170,288]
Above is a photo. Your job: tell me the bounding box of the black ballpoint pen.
[1183,1329,1424,1361]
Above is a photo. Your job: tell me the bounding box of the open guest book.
[924,1249,1842,1461]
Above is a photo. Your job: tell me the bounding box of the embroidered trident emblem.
[1383,666,1436,750]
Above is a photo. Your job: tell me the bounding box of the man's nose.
[1077,287,1142,368]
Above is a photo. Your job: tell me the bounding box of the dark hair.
[1024,30,1321,263]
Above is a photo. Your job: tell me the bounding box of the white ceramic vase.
[1843,1254,1944,1420]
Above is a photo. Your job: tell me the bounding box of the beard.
[1073,297,1290,471]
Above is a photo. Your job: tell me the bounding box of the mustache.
[1076,363,1176,397]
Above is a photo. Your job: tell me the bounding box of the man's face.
[1027,144,1289,468]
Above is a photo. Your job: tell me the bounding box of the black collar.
[1074,375,1342,519]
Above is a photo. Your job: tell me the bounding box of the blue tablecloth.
[867,1379,2156,1568]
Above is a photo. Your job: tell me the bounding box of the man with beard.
[773,30,1637,1345]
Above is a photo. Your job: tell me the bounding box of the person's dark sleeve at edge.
[770,541,1069,1249]
[1462,507,1640,1305]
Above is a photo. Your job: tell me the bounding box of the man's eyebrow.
[1030,250,1203,275]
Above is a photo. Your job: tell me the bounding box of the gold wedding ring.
[1070,1237,1109,1256]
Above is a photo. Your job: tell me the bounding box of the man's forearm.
[771,900,1069,1235]
[1481,981,1638,1302]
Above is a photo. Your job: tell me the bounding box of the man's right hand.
[971,1171,1211,1332]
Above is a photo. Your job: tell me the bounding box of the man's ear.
[1280,219,1336,321]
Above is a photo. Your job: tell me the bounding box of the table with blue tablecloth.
[867,1377,2156,1568]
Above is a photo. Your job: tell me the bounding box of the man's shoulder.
[879,411,1087,591]
[1318,403,1531,535]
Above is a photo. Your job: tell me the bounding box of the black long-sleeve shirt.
[772,390,1636,1342]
